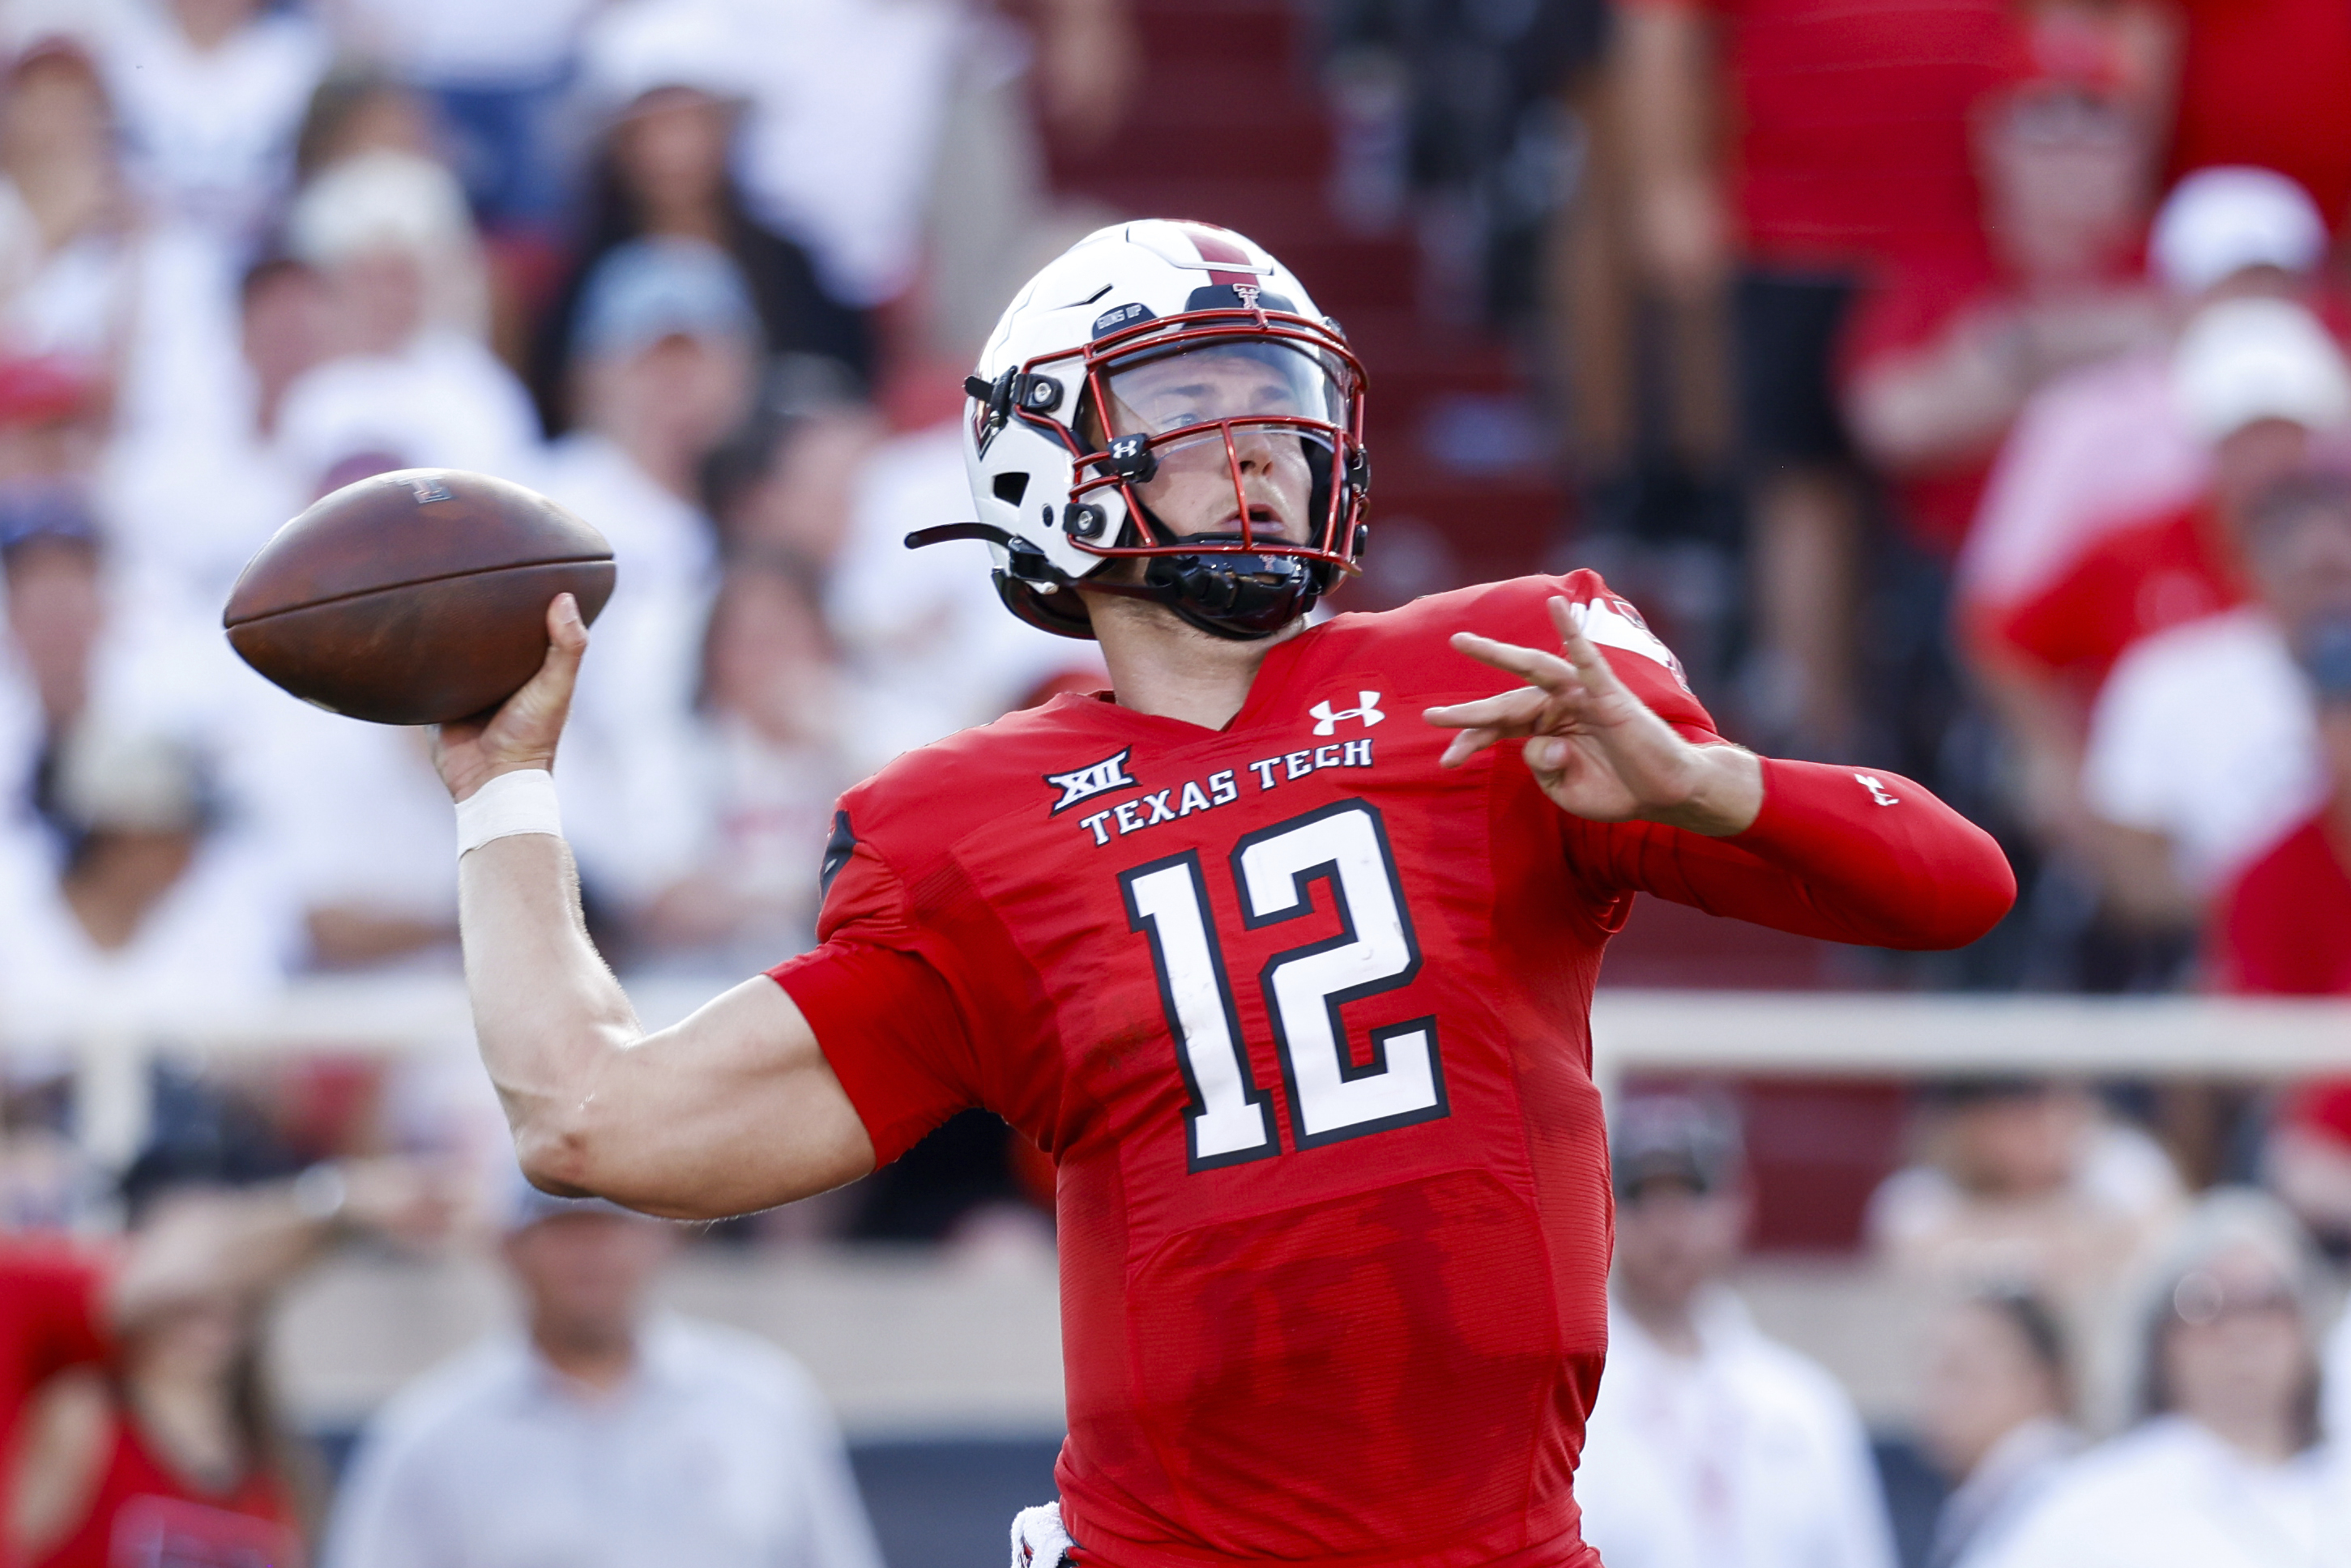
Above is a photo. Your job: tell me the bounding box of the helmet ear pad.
[994,573,1098,638]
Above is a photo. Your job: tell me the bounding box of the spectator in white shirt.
[246,706,458,971]
[0,720,297,1042]
[98,254,321,613]
[533,236,750,924]
[0,35,253,464]
[273,151,539,492]
[1866,1080,2182,1319]
[329,0,598,230]
[1916,1288,2081,1568]
[824,418,1107,772]
[2081,467,2351,922]
[322,1176,884,1568]
[1965,1191,2343,1568]
[1575,1094,1898,1568]
[94,0,328,250]
[634,548,847,969]
[0,494,300,1039]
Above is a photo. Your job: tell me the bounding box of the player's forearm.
[1726,760,2017,948]
[1637,739,1762,836]
[457,833,646,1193]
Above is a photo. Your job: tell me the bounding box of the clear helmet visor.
[1098,339,1349,439]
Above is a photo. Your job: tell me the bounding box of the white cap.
[288,151,476,266]
[2172,296,2351,442]
[53,725,205,833]
[2150,167,2329,296]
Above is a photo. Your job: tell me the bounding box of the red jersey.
[2215,808,2351,995]
[2173,0,2351,233]
[1,1241,108,1568]
[1840,250,2008,556]
[1627,0,2018,269]
[30,1406,301,1568]
[1985,501,2245,696]
[771,572,2013,1568]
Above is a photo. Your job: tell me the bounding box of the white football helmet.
[915,219,1370,641]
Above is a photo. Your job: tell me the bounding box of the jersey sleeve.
[765,826,988,1165]
[1568,759,2016,949]
[1465,570,1722,742]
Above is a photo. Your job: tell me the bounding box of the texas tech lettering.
[1074,739,1375,846]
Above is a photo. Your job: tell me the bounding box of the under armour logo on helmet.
[1310,692,1385,735]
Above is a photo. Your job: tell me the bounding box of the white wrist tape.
[455,768,564,857]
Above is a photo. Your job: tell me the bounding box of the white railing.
[19,982,2346,1430]
[22,978,2351,1170]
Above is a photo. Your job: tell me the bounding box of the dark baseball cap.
[1610,1093,1744,1200]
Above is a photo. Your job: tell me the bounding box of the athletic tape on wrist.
[454,768,563,857]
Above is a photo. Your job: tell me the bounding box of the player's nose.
[1229,420,1286,467]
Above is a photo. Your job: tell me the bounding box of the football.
[223,468,616,726]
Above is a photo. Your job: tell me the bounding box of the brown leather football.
[224,468,616,726]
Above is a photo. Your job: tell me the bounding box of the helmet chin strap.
[1114,506,1328,641]
[907,511,1329,642]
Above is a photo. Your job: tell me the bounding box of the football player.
[436,222,2015,1568]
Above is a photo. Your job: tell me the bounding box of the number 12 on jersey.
[1120,799,1449,1171]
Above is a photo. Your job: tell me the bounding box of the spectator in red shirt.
[1969,296,2351,853]
[1615,0,2035,754]
[1844,33,2169,560]
[2170,0,2351,232]
[2215,616,2351,1256]
[2215,613,2351,995]
[0,1241,108,1506]
[0,1164,447,1568]
[1957,167,2332,698]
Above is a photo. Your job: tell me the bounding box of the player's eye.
[1145,402,1205,432]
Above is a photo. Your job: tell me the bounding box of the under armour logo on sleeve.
[1854,773,1900,807]
[1311,692,1385,735]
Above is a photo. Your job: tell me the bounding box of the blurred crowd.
[0,0,2348,1565]
[1580,1089,2351,1568]
[1530,0,2351,999]
[0,0,1130,1059]
[0,1,1135,1559]
[0,0,2340,1059]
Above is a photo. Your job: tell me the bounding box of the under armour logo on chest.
[1310,692,1385,735]
[1855,773,1900,806]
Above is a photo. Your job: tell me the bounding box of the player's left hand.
[1423,597,1764,836]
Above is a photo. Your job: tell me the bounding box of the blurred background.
[0,0,2347,1565]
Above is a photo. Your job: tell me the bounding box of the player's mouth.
[1215,504,1291,542]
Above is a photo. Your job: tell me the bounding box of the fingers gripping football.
[431,594,590,803]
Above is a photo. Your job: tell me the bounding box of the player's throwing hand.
[430,594,591,803]
[1423,596,1764,836]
